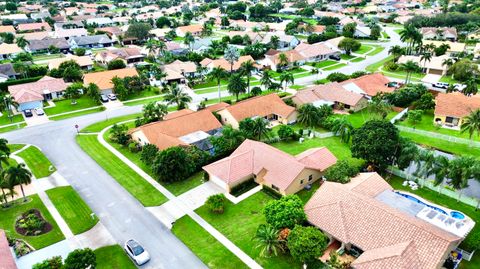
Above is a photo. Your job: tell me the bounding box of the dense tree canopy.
[264,195,306,229]
[287,225,328,263]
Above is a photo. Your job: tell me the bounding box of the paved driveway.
[2,106,206,269]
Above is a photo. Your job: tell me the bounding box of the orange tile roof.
[340,73,394,97]
[0,25,15,33]
[219,93,295,122]
[267,50,304,65]
[48,55,93,69]
[305,173,461,269]
[177,24,203,34]
[435,92,480,118]
[0,43,23,55]
[0,230,16,269]
[293,83,365,107]
[203,139,337,190]
[204,102,230,113]
[17,22,51,32]
[83,68,138,90]
[8,76,67,104]
[200,55,255,71]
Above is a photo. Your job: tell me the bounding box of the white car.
[34,108,45,116]
[107,93,117,101]
[432,82,449,89]
[124,239,150,265]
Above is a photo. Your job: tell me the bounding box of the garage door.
[428,69,444,75]
[18,101,42,111]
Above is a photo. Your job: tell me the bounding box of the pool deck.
[376,190,425,216]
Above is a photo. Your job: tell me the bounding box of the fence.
[390,107,408,124]
[388,167,480,209]
[397,125,480,148]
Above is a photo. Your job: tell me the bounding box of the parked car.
[124,239,150,265]
[387,81,403,88]
[329,54,341,61]
[23,109,33,117]
[454,84,466,91]
[432,82,449,89]
[107,93,117,101]
[34,108,45,116]
[100,94,109,103]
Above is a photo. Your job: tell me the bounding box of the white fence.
[396,125,480,148]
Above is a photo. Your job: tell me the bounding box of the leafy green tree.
[287,225,328,264]
[239,117,271,141]
[107,59,126,70]
[414,92,435,110]
[63,248,96,269]
[396,138,419,170]
[112,77,128,99]
[205,193,226,213]
[64,83,83,104]
[297,104,320,130]
[126,23,151,41]
[33,256,63,269]
[338,37,361,55]
[330,117,353,143]
[253,224,284,257]
[109,124,131,145]
[142,102,167,123]
[5,163,32,202]
[461,109,480,143]
[0,32,14,43]
[370,24,381,40]
[74,48,86,56]
[279,72,294,92]
[342,23,357,38]
[140,144,159,166]
[277,125,296,140]
[448,58,479,82]
[351,120,400,170]
[86,83,101,104]
[184,32,195,51]
[164,83,192,109]
[264,195,306,229]
[151,146,195,183]
[407,109,423,128]
[227,73,246,101]
[210,126,245,157]
[325,160,359,183]
[15,36,29,49]
[464,78,478,96]
[414,149,436,185]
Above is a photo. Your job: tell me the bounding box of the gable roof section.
[200,55,256,71]
[353,241,422,269]
[435,92,480,118]
[28,37,70,51]
[340,73,394,97]
[0,43,23,55]
[8,76,67,104]
[294,42,336,59]
[293,83,365,107]
[219,93,295,122]
[83,68,138,90]
[0,230,16,269]
[71,34,112,46]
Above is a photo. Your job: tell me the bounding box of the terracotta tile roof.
[16,31,50,41]
[295,148,338,171]
[177,24,203,34]
[17,22,51,32]
[420,27,457,38]
[266,50,304,65]
[95,48,144,62]
[0,230,17,269]
[48,55,93,69]
[0,43,23,55]
[131,109,222,150]
[203,139,336,190]
[0,25,15,33]
[293,83,365,107]
[305,173,461,269]
[435,92,480,118]
[8,76,67,104]
[200,55,255,71]
[83,68,138,90]
[294,42,336,59]
[340,73,394,97]
[163,60,197,74]
[204,102,230,113]
[219,93,295,122]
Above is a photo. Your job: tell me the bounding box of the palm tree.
[269,35,280,49]
[461,109,480,144]
[279,72,294,92]
[0,138,10,206]
[260,71,273,90]
[388,45,405,62]
[463,79,478,96]
[207,67,227,102]
[157,40,166,56]
[227,73,246,101]
[184,32,195,51]
[277,53,289,69]
[16,36,29,49]
[145,39,158,57]
[297,104,319,131]
[164,83,192,109]
[224,46,240,72]
[420,52,432,67]
[252,224,283,257]
[6,163,32,202]
[331,117,353,143]
[448,156,476,202]
[442,58,454,69]
[240,60,256,94]
[399,24,422,55]
[432,155,450,187]
[251,118,271,141]
[2,95,18,123]
[399,60,420,84]
[366,99,392,119]
[414,149,435,186]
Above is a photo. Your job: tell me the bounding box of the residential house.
[229,20,265,32]
[203,139,337,195]
[0,25,15,34]
[340,73,395,99]
[262,50,305,71]
[200,55,256,72]
[31,11,51,21]
[434,92,480,128]
[0,230,17,269]
[86,17,114,27]
[422,40,466,55]
[48,55,94,70]
[16,31,50,41]
[176,25,203,37]
[354,26,371,38]
[0,43,23,60]
[17,22,51,32]
[150,28,171,40]
[421,27,457,41]
[397,54,450,75]
[83,68,139,93]
[96,26,124,42]
[8,76,68,111]
[0,63,18,82]
[294,42,339,63]
[69,34,114,49]
[161,60,198,83]
[130,109,223,152]
[215,94,297,129]
[292,83,368,112]
[95,47,145,66]
[260,32,300,50]
[0,14,29,24]
[191,38,213,53]
[305,172,473,268]
[26,37,70,53]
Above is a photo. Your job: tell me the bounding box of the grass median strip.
[76,135,167,207]
[17,146,56,179]
[95,245,137,269]
[80,113,141,133]
[172,215,249,269]
[46,186,99,235]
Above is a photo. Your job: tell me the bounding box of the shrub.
[350,71,367,78]
[16,209,46,236]
[287,225,328,263]
[264,195,306,229]
[230,178,259,197]
[262,185,282,199]
[33,256,63,269]
[128,141,141,153]
[277,125,299,141]
[109,124,131,146]
[384,61,399,71]
[64,248,96,269]
[326,72,349,82]
[151,146,196,183]
[460,231,480,252]
[324,160,360,183]
[251,86,262,96]
[74,48,86,56]
[107,59,127,70]
[205,194,227,213]
[141,144,159,165]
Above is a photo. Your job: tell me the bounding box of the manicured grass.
[0,123,27,133]
[400,131,480,158]
[269,68,307,78]
[49,107,105,121]
[290,85,306,90]
[394,29,402,34]
[33,54,64,61]
[380,69,425,82]
[381,31,390,39]
[195,81,261,95]
[0,195,65,249]
[103,130,205,196]
[340,54,356,60]
[172,215,249,269]
[366,55,394,72]
[272,136,364,167]
[123,96,164,107]
[196,191,303,268]
[76,135,167,207]
[351,57,365,62]
[17,146,56,179]
[387,175,480,268]
[95,245,137,269]
[366,46,385,56]
[46,186,99,235]
[296,181,321,204]
[193,80,228,89]
[323,63,347,71]
[80,113,141,133]
[45,96,100,116]
[309,60,338,68]
[9,144,25,152]
[355,44,373,54]
[0,113,23,126]
[123,88,162,101]
[334,110,399,128]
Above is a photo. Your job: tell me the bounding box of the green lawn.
[351,57,365,62]
[366,55,394,72]
[271,136,364,167]
[394,29,403,34]
[334,110,399,128]
[387,175,480,269]
[95,245,137,269]
[269,68,307,78]
[290,85,306,90]
[340,54,356,60]
[123,96,164,107]
[196,191,303,268]
[381,31,390,39]
[17,146,56,179]
[296,181,321,204]
[33,54,64,61]
[46,186,98,235]
[323,63,347,71]
[380,69,425,82]
[103,130,205,196]
[0,123,27,134]
[172,215,249,269]
[355,44,373,54]
[366,46,385,56]
[9,144,25,152]
[76,135,167,207]
[0,195,65,249]
[45,96,100,116]
[123,88,162,101]
[308,60,338,68]
[0,113,23,126]
[80,113,141,133]
[49,107,104,121]
[193,80,228,89]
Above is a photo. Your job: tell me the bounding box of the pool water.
[395,192,465,219]
[450,211,465,220]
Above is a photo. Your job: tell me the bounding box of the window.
[308,175,313,181]
[272,185,279,191]
[300,179,304,184]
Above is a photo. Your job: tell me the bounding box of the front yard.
[45,95,99,116]
[17,145,56,179]
[0,113,23,126]
[95,245,137,269]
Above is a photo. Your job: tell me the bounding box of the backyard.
[46,186,99,234]
[17,145,56,179]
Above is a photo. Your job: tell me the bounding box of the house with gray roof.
[0,63,18,82]
[26,37,70,53]
[69,34,114,49]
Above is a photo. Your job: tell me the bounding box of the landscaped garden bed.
[15,209,52,236]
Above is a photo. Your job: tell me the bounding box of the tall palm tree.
[164,83,192,109]
[297,104,319,131]
[253,224,283,257]
[432,155,450,187]
[279,72,294,92]
[0,138,10,206]
[240,60,256,94]
[400,60,420,84]
[251,118,271,141]
[207,67,227,102]
[448,156,476,202]
[442,58,454,69]
[16,36,29,49]
[145,39,158,57]
[260,71,273,90]
[399,24,422,55]
[6,163,32,202]
[420,52,432,67]
[184,32,195,51]
[461,109,480,144]
[277,53,289,69]
[227,73,246,101]
[414,149,435,186]
[388,45,405,62]
[269,35,280,49]
[331,117,353,143]
[224,46,240,72]
[2,95,17,123]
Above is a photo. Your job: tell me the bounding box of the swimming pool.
[395,192,465,219]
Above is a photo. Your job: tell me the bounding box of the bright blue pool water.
[450,211,465,220]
